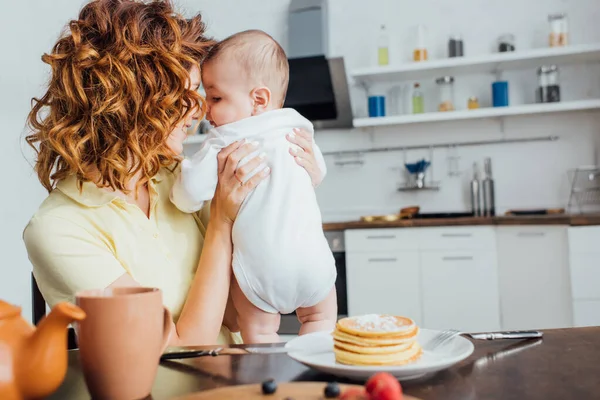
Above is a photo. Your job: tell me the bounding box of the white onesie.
[170,108,337,314]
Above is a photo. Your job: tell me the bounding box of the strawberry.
[365,372,403,400]
[339,387,371,400]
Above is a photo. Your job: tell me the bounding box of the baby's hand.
[286,128,324,188]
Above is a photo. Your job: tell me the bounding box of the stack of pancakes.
[332,314,422,366]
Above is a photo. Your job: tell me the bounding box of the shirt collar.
[56,169,167,208]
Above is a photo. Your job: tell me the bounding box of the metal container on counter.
[470,162,482,216]
[482,157,496,217]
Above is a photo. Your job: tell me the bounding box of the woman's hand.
[286,128,324,188]
[211,140,271,226]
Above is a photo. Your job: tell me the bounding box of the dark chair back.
[31,273,78,349]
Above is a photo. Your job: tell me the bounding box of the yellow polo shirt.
[23,167,241,345]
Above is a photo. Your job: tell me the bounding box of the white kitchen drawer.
[421,251,501,332]
[496,226,572,330]
[419,227,496,251]
[569,254,600,299]
[573,300,600,327]
[346,251,422,324]
[345,229,419,253]
[568,226,600,253]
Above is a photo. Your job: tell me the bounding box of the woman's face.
[166,65,202,155]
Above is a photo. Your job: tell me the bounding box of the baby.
[170,30,337,343]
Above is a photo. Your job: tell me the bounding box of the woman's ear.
[251,87,271,114]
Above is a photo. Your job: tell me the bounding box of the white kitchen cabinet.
[345,229,419,252]
[568,226,600,327]
[418,226,496,251]
[496,226,572,330]
[569,253,600,299]
[573,300,600,327]
[567,226,600,252]
[346,251,422,324]
[420,251,501,332]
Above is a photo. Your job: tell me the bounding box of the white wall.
[183,0,600,221]
[0,0,88,320]
[319,0,600,221]
[2,0,599,314]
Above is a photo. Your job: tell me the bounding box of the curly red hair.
[26,0,215,193]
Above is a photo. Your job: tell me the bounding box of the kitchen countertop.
[49,327,600,400]
[323,213,600,231]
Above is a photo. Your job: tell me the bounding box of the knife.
[466,330,543,340]
[160,342,336,361]
[161,345,311,361]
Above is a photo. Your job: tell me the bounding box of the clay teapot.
[0,299,86,400]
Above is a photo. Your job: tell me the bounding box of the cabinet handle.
[441,233,472,238]
[366,235,396,240]
[368,257,398,263]
[517,232,546,237]
[442,256,474,261]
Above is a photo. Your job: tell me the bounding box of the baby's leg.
[296,287,337,336]
[231,276,281,343]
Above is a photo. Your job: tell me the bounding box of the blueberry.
[261,379,277,395]
[324,381,341,398]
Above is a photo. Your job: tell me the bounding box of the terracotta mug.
[75,287,172,400]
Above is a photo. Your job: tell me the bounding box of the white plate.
[285,329,474,381]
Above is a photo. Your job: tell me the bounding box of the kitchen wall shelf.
[353,99,600,128]
[352,43,600,83]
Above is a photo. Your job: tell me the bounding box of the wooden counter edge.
[323,214,600,231]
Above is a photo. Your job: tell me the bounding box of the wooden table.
[49,327,600,399]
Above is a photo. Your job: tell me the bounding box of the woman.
[23,0,324,345]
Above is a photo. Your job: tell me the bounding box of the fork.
[423,329,462,351]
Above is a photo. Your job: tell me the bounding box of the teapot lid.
[0,300,21,319]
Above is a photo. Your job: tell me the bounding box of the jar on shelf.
[468,96,480,109]
[497,34,515,52]
[436,76,455,111]
[448,34,464,58]
[413,25,428,62]
[537,65,561,103]
[548,13,568,47]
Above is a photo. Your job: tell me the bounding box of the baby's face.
[202,56,254,128]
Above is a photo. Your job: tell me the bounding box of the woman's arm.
[110,140,269,345]
[104,220,234,345]
[102,141,269,345]
[169,140,271,345]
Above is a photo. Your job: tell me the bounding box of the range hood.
[283,0,353,130]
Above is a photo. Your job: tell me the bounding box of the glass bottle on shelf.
[377,25,389,66]
[548,13,568,47]
[413,24,428,62]
[412,83,425,114]
[436,76,455,112]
